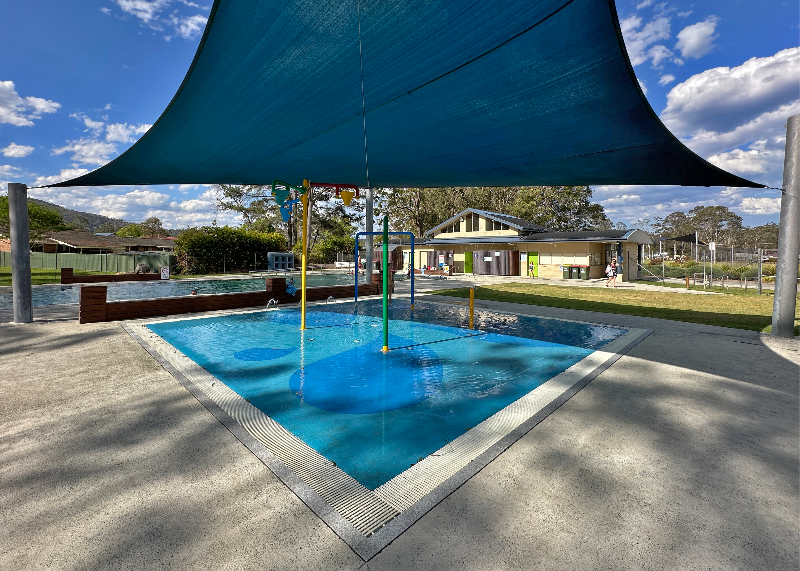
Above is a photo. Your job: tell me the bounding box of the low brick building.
[396,209,652,282]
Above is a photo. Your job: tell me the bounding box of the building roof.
[49,0,761,190]
[520,229,652,244]
[413,228,652,246]
[43,231,175,250]
[426,209,547,236]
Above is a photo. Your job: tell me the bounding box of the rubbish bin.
[562,265,571,279]
[570,266,580,279]
[580,266,590,280]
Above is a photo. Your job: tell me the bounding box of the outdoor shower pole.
[8,183,32,323]
[772,114,800,337]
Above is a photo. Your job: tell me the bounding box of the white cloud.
[638,79,648,95]
[27,185,237,228]
[1,143,34,158]
[32,168,91,187]
[707,147,774,174]
[114,0,170,24]
[100,6,112,15]
[620,15,672,67]
[658,74,676,86]
[168,13,207,39]
[70,112,105,135]
[684,100,800,160]
[0,164,23,178]
[738,197,782,215]
[661,48,800,136]
[0,81,60,127]
[599,193,642,206]
[105,122,152,143]
[110,0,209,41]
[619,14,684,69]
[648,45,673,68]
[636,0,654,9]
[52,138,118,166]
[677,11,693,18]
[675,16,720,59]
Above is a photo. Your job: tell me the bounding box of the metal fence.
[0,251,175,273]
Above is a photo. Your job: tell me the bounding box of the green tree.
[139,217,168,238]
[116,223,143,237]
[689,205,743,246]
[0,196,69,246]
[117,217,168,238]
[507,186,612,231]
[374,185,612,235]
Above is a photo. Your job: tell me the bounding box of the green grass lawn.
[0,266,239,286]
[630,279,775,295]
[0,266,120,286]
[432,282,799,334]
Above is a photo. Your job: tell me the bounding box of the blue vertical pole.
[354,235,360,304]
[410,234,415,308]
[382,217,389,352]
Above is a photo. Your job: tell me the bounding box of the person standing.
[605,259,617,287]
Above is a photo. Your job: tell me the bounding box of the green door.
[527,252,538,277]
[464,251,473,273]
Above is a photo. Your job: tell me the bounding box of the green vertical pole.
[382,216,389,352]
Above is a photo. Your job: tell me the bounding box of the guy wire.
[356,0,370,191]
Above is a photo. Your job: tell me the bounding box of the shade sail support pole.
[9,183,32,323]
[772,114,800,337]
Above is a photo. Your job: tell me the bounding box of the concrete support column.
[364,187,373,285]
[8,183,32,323]
[772,114,800,337]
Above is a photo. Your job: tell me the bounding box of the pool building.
[393,209,652,282]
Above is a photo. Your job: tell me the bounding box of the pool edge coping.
[122,300,651,561]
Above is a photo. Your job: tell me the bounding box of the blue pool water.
[148,302,624,489]
[0,273,354,309]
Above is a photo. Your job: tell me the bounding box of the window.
[464,214,480,232]
[489,219,509,231]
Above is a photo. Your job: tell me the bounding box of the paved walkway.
[1,292,798,569]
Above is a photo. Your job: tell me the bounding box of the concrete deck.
[1,291,798,569]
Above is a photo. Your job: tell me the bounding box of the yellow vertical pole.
[469,286,474,329]
[300,181,310,330]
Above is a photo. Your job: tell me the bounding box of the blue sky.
[1,0,798,229]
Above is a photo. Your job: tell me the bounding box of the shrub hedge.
[174,226,287,274]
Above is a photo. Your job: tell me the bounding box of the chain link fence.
[640,248,795,293]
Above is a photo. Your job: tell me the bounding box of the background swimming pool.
[0,273,354,309]
[148,302,624,489]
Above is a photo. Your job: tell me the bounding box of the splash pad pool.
[128,299,649,557]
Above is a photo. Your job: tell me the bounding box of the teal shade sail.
[50,0,763,189]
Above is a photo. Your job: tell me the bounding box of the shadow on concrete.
[364,300,799,569]
[0,323,362,570]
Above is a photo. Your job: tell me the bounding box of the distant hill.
[29,199,132,233]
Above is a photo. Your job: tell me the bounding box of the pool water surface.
[0,273,354,309]
[147,301,625,489]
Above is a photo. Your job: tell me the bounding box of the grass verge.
[0,267,120,286]
[432,282,799,334]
